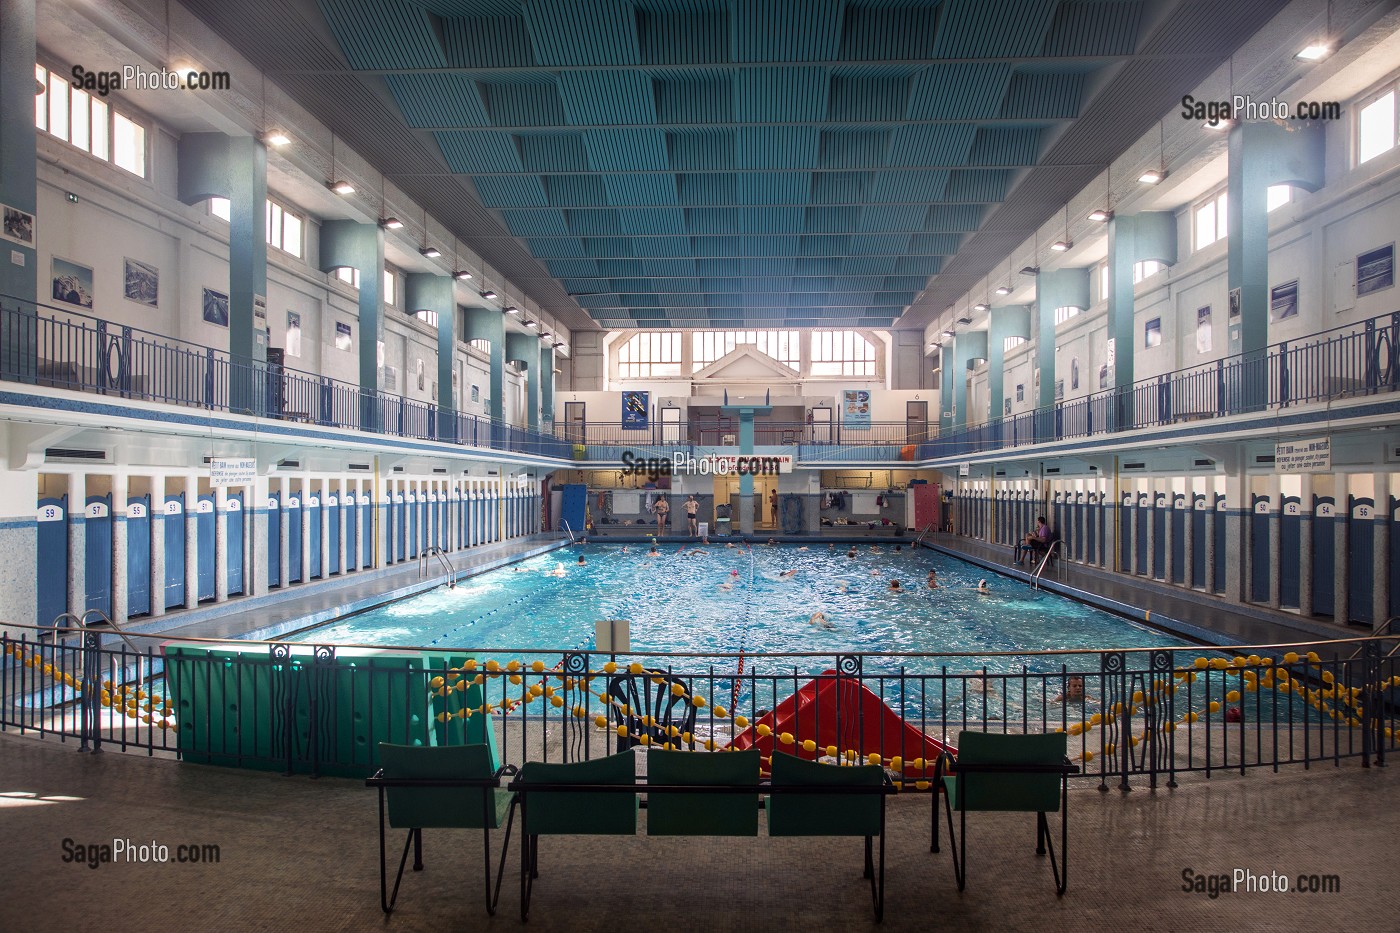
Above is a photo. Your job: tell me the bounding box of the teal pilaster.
[1106,211,1176,428]
[319,221,384,431]
[988,306,1031,420]
[464,307,505,438]
[0,0,38,380]
[506,332,539,432]
[177,134,269,414]
[953,331,988,428]
[406,273,456,441]
[539,344,555,427]
[939,345,954,433]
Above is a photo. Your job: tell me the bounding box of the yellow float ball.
[508,674,522,685]
[616,725,629,738]
[531,660,546,673]
[435,712,448,723]
[914,780,931,791]
[1164,721,1176,732]
[867,753,882,766]
[1104,743,1116,755]
[594,715,607,728]
[734,715,749,729]
[779,732,794,745]
[1226,690,1241,703]
[890,756,903,771]
[911,758,925,770]
[1186,712,1199,723]
[1193,657,1209,670]
[1131,690,1145,703]
[826,745,839,758]
[506,660,521,673]
[844,750,857,762]
[1306,651,1321,663]
[1129,736,1140,747]
[1321,671,1335,685]
[1208,701,1221,713]
[1232,657,1248,668]
[485,659,500,672]
[603,661,617,674]
[756,724,772,738]
[692,695,706,708]
[1210,658,1228,671]
[713,705,728,719]
[639,734,652,746]
[1082,750,1094,762]
[1089,713,1102,726]
[529,684,544,697]
[463,659,478,671]
[682,732,693,744]
[481,702,494,714]
[628,662,645,675]
[705,739,716,750]
[551,696,565,708]
[1282,652,1299,665]
[671,683,686,697]
[1068,723,1084,736]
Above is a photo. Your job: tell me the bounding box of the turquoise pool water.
[290,543,1184,673]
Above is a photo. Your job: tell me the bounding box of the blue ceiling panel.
[906,64,1013,120]
[869,170,948,204]
[501,208,572,237]
[1001,72,1086,119]
[848,233,912,256]
[602,172,679,205]
[687,208,738,235]
[544,175,609,207]
[385,74,491,127]
[522,0,641,66]
[517,133,590,172]
[469,175,549,208]
[731,0,844,62]
[923,204,985,231]
[738,207,805,234]
[698,258,742,277]
[584,236,631,258]
[801,234,848,256]
[931,0,1059,58]
[529,237,590,259]
[668,130,737,170]
[943,169,1012,202]
[818,130,894,169]
[618,207,688,235]
[1041,1,1144,56]
[436,131,524,173]
[810,171,877,204]
[632,235,691,256]
[737,172,810,205]
[793,257,841,276]
[827,75,910,122]
[544,259,602,278]
[736,127,819,170]
[968,127,1044,166]
[318,0,446,69]
[734,67,830,122]
[558,71,659,125]
[584,129,671,170]
[838,3,940,61]
[742,257,798,276]
[638,11,730,64]
[881,273,933,290]
[904,233,960,255]
[804,206,861,233]
[440,15,536,68]
[887,124,977,167]
[677,172,736,205]
[565,208,623,236]
[480,80,567,126]
[858,204,926,233]
[653,75,735,123]
[841,256,899,275]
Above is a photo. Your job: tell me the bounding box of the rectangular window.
[617,331,682,378]
[1003,335,1027,352]
[263,197,302,257]
[1358,89,1396,164]
[90,97,109,161]
[1144,317,1162,348]
[810,329,876,377]
[1194,190,1228,251]
[1133,260,1164,283]
[384,269,397,307]
[1267,184,1292,212]
[281,211,302,258]
[70,88,91,152]
[416,310,438,327]
[335,266,360,289]
[112,111,146,177]
[48,71,69,141]
[209,197,232,222]
[1098,263,1108,302]
[1054,305,1080,326]
[691,329,799,370]
[35,64,47,132]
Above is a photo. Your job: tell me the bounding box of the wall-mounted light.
[453,269,473,281]
[419,246,441,258]
[327,180,355,195]
[1050,239,1072,252]
[1088,208,1113,222]
[262,131,291,147]
[503,305,519,314]
[1295,43,1330,61]
[480,289,497,300]
[1138,169,1166,184]
[379,216,403,230]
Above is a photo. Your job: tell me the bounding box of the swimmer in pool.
[835,580,850,593]
[976,579,990,594]
[888,579,903,592]
[647,545,660,557]
[1051,676,1095,704]
[846,549,858,558]
[894,545,902,553]
[512,566,529,573]
[779,568,798,579]
[687,548,707,556]
[576,555,586,566]
[621,546,629,554]
[717,581,734,592]
[965,676,999,696]
[869,545,882,553]
[797,546,809,551]
[547,563,566,577]
[766,538,778,547]
[828,543,835,550]
[726,542,736,549]
[926,569,939,589]
[809,611,834,630]
[869,568,883,576]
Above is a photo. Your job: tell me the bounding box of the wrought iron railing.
[3,624,1394,789]
[0,296,571,460]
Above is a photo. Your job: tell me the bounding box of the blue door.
[328,493,341,575]
[1151,493,1166,580]
[164,496,186,607]
[287,492,302,583]
[84,494,112,616]
[36,496,68,625]
[126,495,151,616]
[197,494,216,601]
[1170,495,1186,584]
[267,494,281,589]
[395,493,406,561]
[343,492,355,572]
[307,492,322,579]
[1311,496,1335,615]
[1347,497,1375,625]
[226,493,244,596]
[1134,495,1148,575]
[1391,496,1400,621]
[1212,495,1227,594]
[1083,493,1097,564]
[1279,496,1301,608]
[361,494,373,567]
[1190,495,1207,587]
[1249,495,1270,603]
[408,492,419,559]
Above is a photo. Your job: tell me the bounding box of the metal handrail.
[913,523,936,547]
[562,520,576,544]
[416,546,456,589]
[1031,540,1066,590]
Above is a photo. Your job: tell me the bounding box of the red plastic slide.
[726,670,954,779]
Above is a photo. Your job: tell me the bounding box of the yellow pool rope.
[3,642,177,731]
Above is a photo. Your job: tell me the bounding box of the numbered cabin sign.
[1195,497,1208,511]
[226,498,241,513]
[1156,495,1167,508]
[1316,502,1334,517]
[358,494,370,506]
[266,497,278,510]
[286,496,300,509]
[1217,498,1228,511]
[38,503,63,522]
[87,500,109,519]
[1255,499,1271,514]
[1138,495,1149,507]
[308,496,320,508]
[165,498,183,515]
[327,495,338,507]
[1285,501,1301,516]
[1353,502,1373,519]
[127,501,147,519]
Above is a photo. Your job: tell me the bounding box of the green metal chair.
[767,753,891,920]
[367,743,516,916]
[647,748,761,836]
[514,749,638,921]
[932,731,1076,895]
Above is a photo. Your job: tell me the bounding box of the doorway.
[906,400,928,444]
[563,401,585,442]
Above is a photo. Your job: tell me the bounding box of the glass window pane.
[48,73,69,141]
[113,112,145,177]
[1267,185,1291,212]
[35,65,47,131]
[210,197,231,222]
[1215,193,1227,239]
[282,211,301,257]
[384,270,396,306]
[1194,201,1216,250]
[70,87,90,152]
[1358,91,1396,164]
[89,97,108,160]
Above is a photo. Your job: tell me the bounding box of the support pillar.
[507,332,540,433]
[1,0,39,379]
[320,221,385,432]
[407,274,457,442]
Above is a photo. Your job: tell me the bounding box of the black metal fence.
[3,625,1395,790]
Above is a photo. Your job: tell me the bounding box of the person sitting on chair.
[1015,516,1053,566]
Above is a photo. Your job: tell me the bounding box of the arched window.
[811,330,876,376]
[617,332,682,378]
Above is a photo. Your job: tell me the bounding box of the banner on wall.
[210,458,256,486]
[1275,437,1330,473]
[842,389,871,428]
[622,390,649,429]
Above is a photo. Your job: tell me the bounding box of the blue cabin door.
[84,494,112,616]
[196,495,216,601]
[1279,496,1301,608]
[327,492,341,575]
[1311,496,1335,615]
[164,495,186,607]
[125,495,151,616]
[226,493,244,596]
[267,494,281,588]
[36,496,68,625]
[307,492,322,579]
[286,492,302,583]
[361,494,373,568]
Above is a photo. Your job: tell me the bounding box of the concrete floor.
[1,730,1395,932]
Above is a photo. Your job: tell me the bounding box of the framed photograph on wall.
[334,321,352,351]
[1015,383,1024,403]
[1270,280,1298,322]
[1196,305,1212,354]
[1071,357,1079,390]
[1144,317,1162,348]
[123,258,159,307]
[470,384,479,403]
[1098,364,1109,389]
[1357,244,1394,296]
[1228,287,1241,319]
[52,257,94,308]
[201,287,229,326]
[1,204,36,247]
[286,311,302,357]
[415,358,425,391]
[1004,398,1012,416]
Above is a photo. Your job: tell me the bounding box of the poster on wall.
[842,389,871,428]
[1054,379,1065,401]
[622,390,649,430]
[1144,317,1162,348]
[1071,357,1079,391]
[1,204,36,247]
[123,258,158,306]
[1098,364,1109,389]
[1228,287,1241,319]
[52,257,94,308]
[1196,305,1212,354]
[201,287,229,327]
[415,358,425,391]
[470,384,479,403]
[286,311,302,357]
[382,365,397,392]
[253,293,267,331]
[1004,398,1012,416]
[1356,244,1394,296]
[1015,383,1024,403]
[334,321,352,351]
[1269,280,1298,322]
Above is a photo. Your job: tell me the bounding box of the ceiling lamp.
[503,305,520,314]
[263,131,291,147]
[327,180,354,195]
[942,329,956,338]
[1138,169,1166,184]
[524,318,537,328]
[480,289,497,299]
[1088,208,1112,222]
[1019,266,1039,276]
[1295,44,1330,61]
[453,269,473,281]
[995,285,1012,296]
[419,246,440,258]
[379,217,403,230]
[539,331,552,339]
[1050,239,1072,252]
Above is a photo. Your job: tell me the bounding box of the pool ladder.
[44,609,144,653]
[912,523,936,547]
[417,546,456,589]
[1030,540,1066,590]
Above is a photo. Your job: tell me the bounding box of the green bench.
[511,747,894,921]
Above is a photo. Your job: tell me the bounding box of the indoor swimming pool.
[288,543,1186,672]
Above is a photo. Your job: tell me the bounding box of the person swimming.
[894,545,902,553]
[869,568,883,576]
[547,563,566,577]
[797,546,809,552]
[808,611,834,630]
[976,579,990,594]
[647,545,660,557]
[888,579,903,592]
[512,566,529,573]
[717,581,734,592]
[766,538,778,547]
[835,579,850,593]
[576,555,586,566]
[926,569,939,589]
[779,568,798,579]
[846,549,858,558]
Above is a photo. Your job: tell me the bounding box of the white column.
[214,484,228,601]
[184,474,199,607]
[111,472,129,623]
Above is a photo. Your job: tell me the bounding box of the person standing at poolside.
[769,489,778,526]
[684,494,699,536]
[653,495,670,535]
